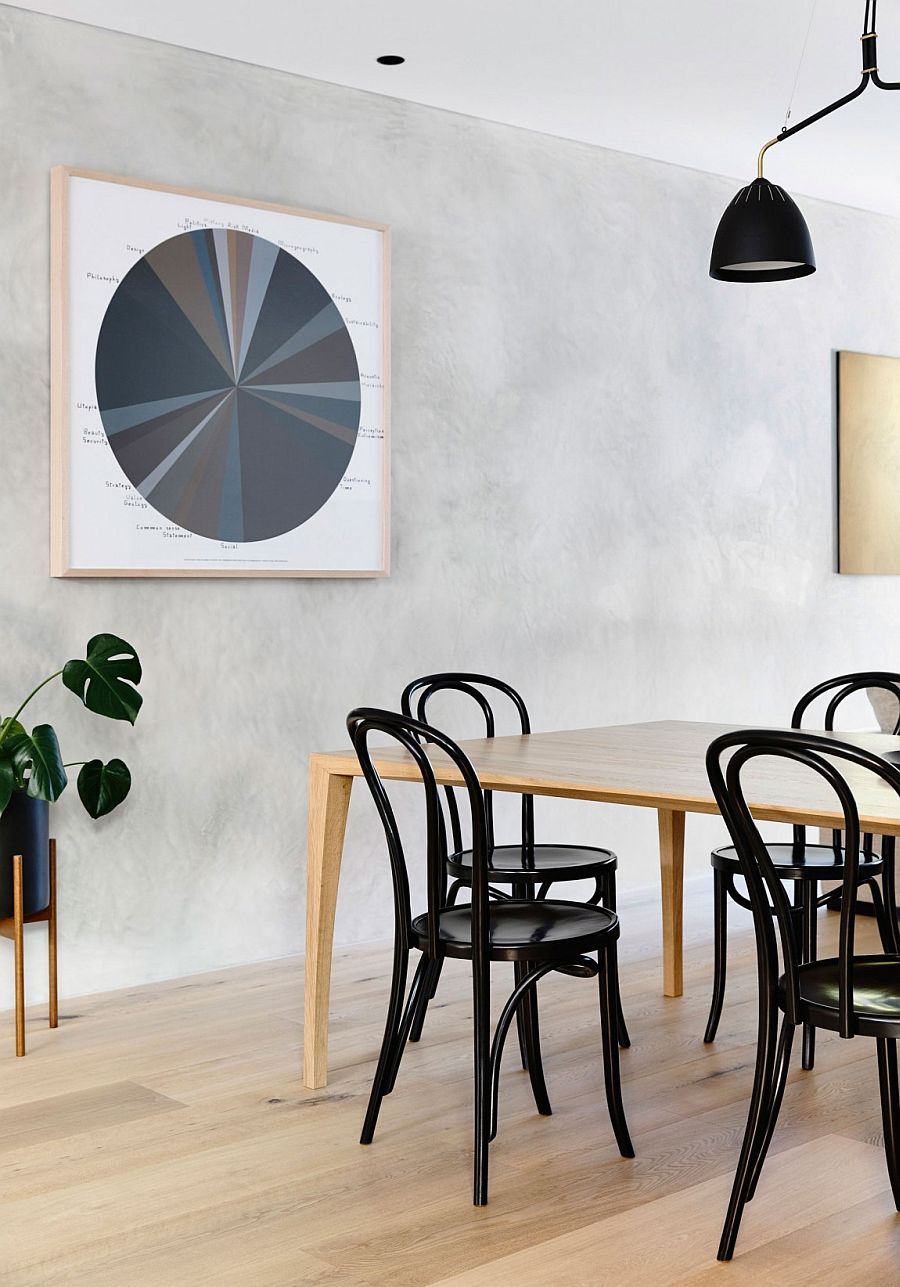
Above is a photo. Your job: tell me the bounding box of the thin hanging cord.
[783,0,820,131]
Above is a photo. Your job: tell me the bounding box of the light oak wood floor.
[0,886,898,1285]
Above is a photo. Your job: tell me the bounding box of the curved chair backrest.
[790,671,900,851]
[347,707,492,965]
[791,671,900,733]
[706,727,900,1037]
[401,673,534,864]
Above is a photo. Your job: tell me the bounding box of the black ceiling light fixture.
[710,0,900,282]
[376,55,405,66]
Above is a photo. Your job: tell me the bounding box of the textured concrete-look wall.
[2,3,900,1005]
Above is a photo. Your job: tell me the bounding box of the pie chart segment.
[95,228,361,542]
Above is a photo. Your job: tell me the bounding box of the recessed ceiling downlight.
[376,55,405,66]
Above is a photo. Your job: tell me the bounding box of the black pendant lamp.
[710,0,900,282]
[711,177,815,282]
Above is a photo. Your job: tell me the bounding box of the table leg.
[13,854,25,1056]
[658,809,685,997]
[303,760,354,1089]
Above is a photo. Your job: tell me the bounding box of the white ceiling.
[12,0,900,216]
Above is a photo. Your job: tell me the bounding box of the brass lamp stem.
[757,137,781,178]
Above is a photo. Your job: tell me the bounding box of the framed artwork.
[50,168,389,577]
[837,350,900,574]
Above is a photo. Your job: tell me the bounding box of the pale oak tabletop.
[312,719,900,833]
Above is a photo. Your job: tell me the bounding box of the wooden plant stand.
[0,840,58,1056]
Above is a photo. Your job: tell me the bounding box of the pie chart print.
[95,229,361,542]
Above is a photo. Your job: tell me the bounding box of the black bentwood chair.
[401,673,628,1053]
[707,729,900,1262]
[704,672,900,1068]
[348,707,634,1205]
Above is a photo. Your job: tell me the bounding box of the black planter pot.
[0,791,50,918]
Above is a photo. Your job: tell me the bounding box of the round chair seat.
[780,954,900,1038]
[448,843,617,884]
[411,899,618,963]
[712,842,884,881]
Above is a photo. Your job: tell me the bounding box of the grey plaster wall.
[1,4,899,1005]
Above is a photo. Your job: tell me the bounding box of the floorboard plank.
[0,1080,183,1153]
[432,1137,891,1286]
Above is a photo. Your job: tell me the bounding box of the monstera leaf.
[0,717,29,812]
[0,757,15,814]
[63,635,142,725]
[0,715,25,743]
[77,758,131,819]
[5,724,68,802]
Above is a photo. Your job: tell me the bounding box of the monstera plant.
[0,634,142,820]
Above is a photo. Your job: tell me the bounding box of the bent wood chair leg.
[520,964,552,1118]
[383,956,430,1095]
[746,1015,794,1201]
[513,961,530,1071]
[867,875,897,956]
[473,960,492,1206]
[512,880,530,1071]
[598,942,634,1158]
[408,880,461,1044]
[614,986,630,1050]
[800,881,817,1071]
[488,961,560,1141]
[593,869,630,1050]
[876,1038,900,1210]
[881,837,900,954]
[538,875,632,1053]
[360,944,411,1145]
[13,854,25,1057]
[717,996,781,1261]
[48,839,58,1030]
[704,867,728,1044]
[409,957,443,1043]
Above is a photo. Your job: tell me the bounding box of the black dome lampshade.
[710,178,816,282]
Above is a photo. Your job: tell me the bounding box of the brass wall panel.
[838,350,900,574]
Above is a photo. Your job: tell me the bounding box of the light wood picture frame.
[837,350,900,575]
[51,167,390,578]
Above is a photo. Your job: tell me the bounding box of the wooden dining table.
[303,718,900,1088]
